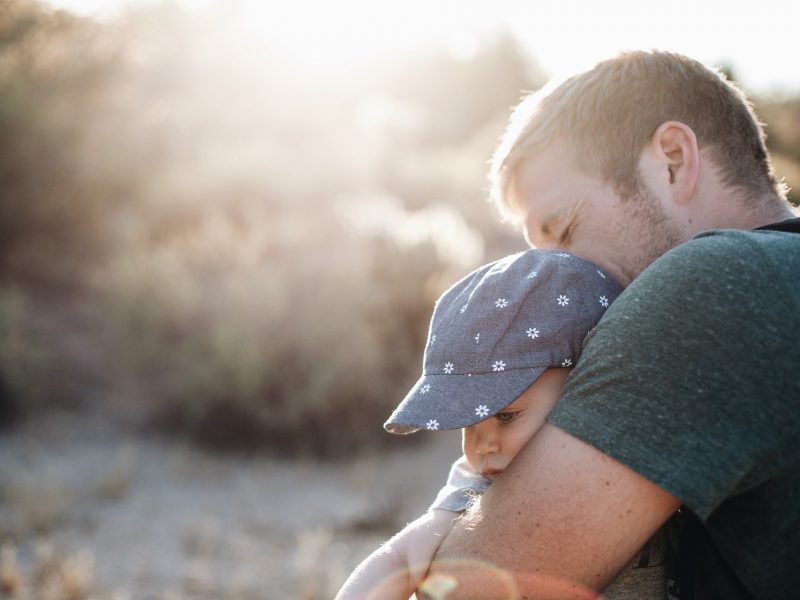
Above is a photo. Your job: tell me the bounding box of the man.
[423,51,799,599]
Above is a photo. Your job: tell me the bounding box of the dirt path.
[0,411,462,599]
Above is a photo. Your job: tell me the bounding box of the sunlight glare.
[239,0,430,69]
[45,0,800,93]
[447,30,479,62]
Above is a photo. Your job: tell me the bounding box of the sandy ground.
[0,411,463,599]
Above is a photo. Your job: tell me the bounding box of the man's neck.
[695,195,798,235]
[741,200,798,230]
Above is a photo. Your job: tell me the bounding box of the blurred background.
[1,0,799,597]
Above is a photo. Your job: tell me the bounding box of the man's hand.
[422,424,681,599]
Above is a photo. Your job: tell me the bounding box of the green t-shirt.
[548,226,800,599]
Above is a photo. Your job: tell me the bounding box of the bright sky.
[46,0,800,95]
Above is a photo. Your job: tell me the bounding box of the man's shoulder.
[591,223,800,357]
[664,224,796,264]
[626,225,800,300]
[690,223,800,257]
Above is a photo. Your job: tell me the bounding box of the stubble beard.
[618,183,686,283]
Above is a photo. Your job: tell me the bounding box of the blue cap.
[384,249,622,434]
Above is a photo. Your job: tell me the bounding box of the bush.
[0,288,53,424]
[98,202,478,456]
[0,1,125,289]
[0,1,537,456]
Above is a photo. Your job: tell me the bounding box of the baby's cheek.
[511,423,541,457]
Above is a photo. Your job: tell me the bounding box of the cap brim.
[384,367,548,434]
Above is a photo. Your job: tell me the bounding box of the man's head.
[491,51,793,285]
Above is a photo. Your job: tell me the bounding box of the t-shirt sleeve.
[547,230,799,520]
[429,455,492,512]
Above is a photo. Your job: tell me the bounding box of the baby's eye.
[495,411,521,424]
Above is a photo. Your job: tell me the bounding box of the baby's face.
[462,368,569,479]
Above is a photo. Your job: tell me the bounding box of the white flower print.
[426,419,439,430]
[420,384,431,395]
[474,333,480,344]
[557,252,571,258]
[492,360,506,372]
[561,358,573,367]
[557,295,570,307]
[495,298,509,308]
[599,295,609,308]
[430,334,437,343]
[526,327,540,339]
[459,304,468,314]
[526,270,539,279]
[475,404,490,418]
[597,270,607,279]
[443,362,454,374]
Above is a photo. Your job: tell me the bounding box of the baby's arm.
[335,508,456,600]
[337,456,491,600]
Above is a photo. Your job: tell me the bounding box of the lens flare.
[418,558,603,599]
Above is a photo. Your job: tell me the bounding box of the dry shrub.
[1,1,540,457]
[294,527,335,600]
[97,202,475,456]
[0,543,24,596]
[91,447,136,502]
[2,480,74,537]
[0,289,53,424]
[0,541,94,600]
[770,153,800,204]
[0,1,123,289]
[754,96,800,205]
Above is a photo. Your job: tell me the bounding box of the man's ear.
[648,121,699,206]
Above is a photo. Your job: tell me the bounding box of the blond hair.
[490,51,786,223]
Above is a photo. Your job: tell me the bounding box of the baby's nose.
[476,429,500,454]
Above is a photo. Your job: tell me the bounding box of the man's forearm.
[420,424,679,600]
[421,499,603,600]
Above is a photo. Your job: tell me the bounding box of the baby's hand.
[404,509,458,585]
[335,508,457,600]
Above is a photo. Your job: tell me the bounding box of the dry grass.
[0,413,461,599]
[0,543,24,596]
[91,448,137,503]
[0,289,54,421]
[295,526,334,600]
[0,541,94,600]
[1,482,74,538]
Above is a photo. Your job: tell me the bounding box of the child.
[336,249,664,600]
